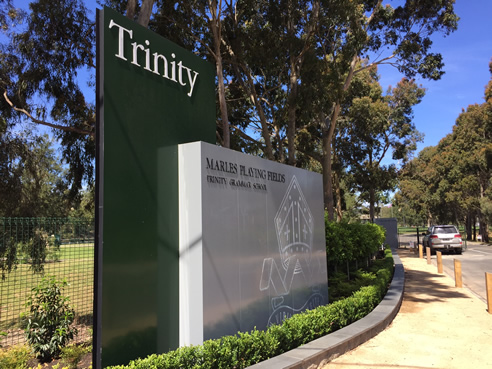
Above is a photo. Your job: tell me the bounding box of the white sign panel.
[178,142,328,346]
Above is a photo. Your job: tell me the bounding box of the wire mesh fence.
[0,217,94,347]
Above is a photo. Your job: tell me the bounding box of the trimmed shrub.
[325,220,386,276]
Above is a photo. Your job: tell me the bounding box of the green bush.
[106,250,394,369]
[325,220,386,275]
[23,275,78,362]
[0,345,32,369]
[328,269,380,301]
[18,229,49,273]
[61,343,92,369]
[0,236,18,280]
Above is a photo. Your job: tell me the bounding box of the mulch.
[27,352,92,369]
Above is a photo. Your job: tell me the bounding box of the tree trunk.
[209,0,230,148]
[287,55,298,166]
[473,215,477,241]
[465,213,472,241]
[126,0,154,27]
[322,108,338,220]
[137,0,154,27]
[253,84,274,160]
[126,0,137,20]
[369,187,376,223]
[479,173,488,242]
[216,58,230,148]
[333,168,343,221]
[322,56,358,219]
[479,215,489,243]
[229,59,274,160]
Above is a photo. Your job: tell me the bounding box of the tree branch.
[230,124,261,145]
[297,146,323,163]
[3,91,94,137]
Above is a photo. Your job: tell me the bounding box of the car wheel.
[455,248,462,255]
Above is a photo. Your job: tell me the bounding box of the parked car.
[422,225,463,254]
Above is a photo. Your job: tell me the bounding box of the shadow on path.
[403,268,469,304]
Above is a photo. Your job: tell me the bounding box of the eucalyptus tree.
[0,124,26,215]
[311,0,458,219]
[397,61,492,237]
[137,0,233,147]
[0,0,460,222]
[396,145,439,225]
[0,0,95,200]
[0,130,70,217]
[16,134,70,217]
[335,66,424,222]
[449,100,492,240]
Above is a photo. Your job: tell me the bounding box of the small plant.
[61,343,92,369]
[0,330,6,346]
[23,275,78,362]
[0,344,32,369]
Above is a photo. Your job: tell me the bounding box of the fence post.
[426,247,431,265]
[436,251,443,273]
[419,244,423,259]
[486,272,492,314]
[454,259,462,288]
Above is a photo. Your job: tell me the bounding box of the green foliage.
[397,63,492,230]
[325,219,386,269]
[23,275,78,362]
[1,227,61,279]
[106,250,394,369]
[0,235,18,279]
[1,0,95,204]
[0,330,6,347]
[0,345,32,369]
[338,75,425,219]
[17,229,48,274]
[329,269,378,302]
[60,343,92,369]
[0,133,72,218]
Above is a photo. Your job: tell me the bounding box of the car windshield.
[433,226,457,234]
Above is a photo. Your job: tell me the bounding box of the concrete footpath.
[248,248,492,369]
[325,248,492,368]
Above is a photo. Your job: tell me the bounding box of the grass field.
[0,243,94,345]
[397,226,425,234]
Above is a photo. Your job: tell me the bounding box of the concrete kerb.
[246,248,404,369]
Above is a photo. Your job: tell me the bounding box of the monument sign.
[96,6,328,369]
[95,7,215,368]
[179,142,328,345]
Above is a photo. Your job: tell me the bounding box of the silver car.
[422,225,463,254]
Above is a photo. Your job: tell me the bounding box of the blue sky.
[378,0,492,155]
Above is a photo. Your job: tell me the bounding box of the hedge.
[325,220,386,274]
[107,248,394,369]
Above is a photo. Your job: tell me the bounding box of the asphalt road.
[437,242,492,303]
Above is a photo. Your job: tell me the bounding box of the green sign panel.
[95,7,215,368]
